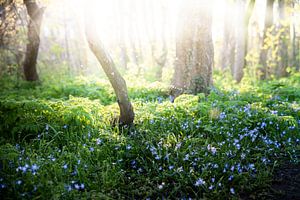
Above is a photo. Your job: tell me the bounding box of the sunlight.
[66,0,181,46]
[44,0,242,48]
[1,0,300,198]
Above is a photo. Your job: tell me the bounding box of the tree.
[117,1,129,70]
[233,0,255,83]
[290,1,300,72]
[220,0,236,74]
[0,0,22,76]
[150,1,168,81]
[170,0,213,99]
[23,0,45,81]
[84,3,134,125]
[277,0,289,77]
[258,0,275,80]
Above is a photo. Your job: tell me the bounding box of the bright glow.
[43,0,243,47]
[67,0,181,47]
[39,0,300,75]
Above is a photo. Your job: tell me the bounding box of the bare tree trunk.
[233,0,255,83]
[23,0,44,81]
[290,2,297,71]
[171,0,213,99]
[258,0,274,80]
[233,0,246,83]
[154,3,168,81]
[277,0,289,77]
[84,6,134,125]
[127,1,141,75]
[117,1,128,70]
[62,7,71,74]
[220,0,236,74]
[298,37,300,71]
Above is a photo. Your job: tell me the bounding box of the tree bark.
[171,0,213,99]
[84,7,134,125]
[258,0,274,80]
[23,0,44,81]
[154,3,168,81]
[220,0,236,74]
[233,0,246,83]
[290,2,297,71]
[277,0,288,77]
[233,0,255,83]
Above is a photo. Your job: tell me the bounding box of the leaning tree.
[84,2,134,125]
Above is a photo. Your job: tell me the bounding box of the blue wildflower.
[195,178,205,186]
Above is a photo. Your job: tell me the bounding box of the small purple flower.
[16,180,22,185]
[74,184,80,190]
[195,178,205,186]
[168,165,174,170]
[31,164,39,171]
[80,183,84,189]
[65,185,72,192]
[260,122,267,128]
[126,145,132,150]
[230,187,235,194]
[219,112,226,120]
[96,138,103,145]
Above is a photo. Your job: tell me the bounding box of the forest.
[0,0,299,199]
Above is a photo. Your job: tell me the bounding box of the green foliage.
[0,73,299,199]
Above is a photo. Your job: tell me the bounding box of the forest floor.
[241,160,300,200]
[268,161,300,199]
[0,73,299,199]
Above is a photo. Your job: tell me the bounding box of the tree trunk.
[171,0,213,99]
[62,7,71,74]
[233,0,255,83]
[154,3,168,81]
[290,2,297,71]
[23,0,44,81]
[220,0,236,74]
[277,0,288,77]
[84,8,134,125]
[117,1,128,70]
[258,0,274,80]
[233,0,246,83]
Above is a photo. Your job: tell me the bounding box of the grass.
[0,72,299,199]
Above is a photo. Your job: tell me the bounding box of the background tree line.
[0,0,300,124]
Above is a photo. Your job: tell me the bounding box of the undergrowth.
[0,72,299,199]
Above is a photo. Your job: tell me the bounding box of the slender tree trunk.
[258,0,274,80]
[62,7,71,74]
[233,0,246,83]
[154,3,168,81]
[128,1,141,75]
[171,0,213,99]
[298,37,300,71]
[277,0,289,77]
[117,1,128,70]
[23,0,44,81]
[220,0,236,74]
[290,2,297,71]
[84,6,134,125]
[233,0,255,83]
